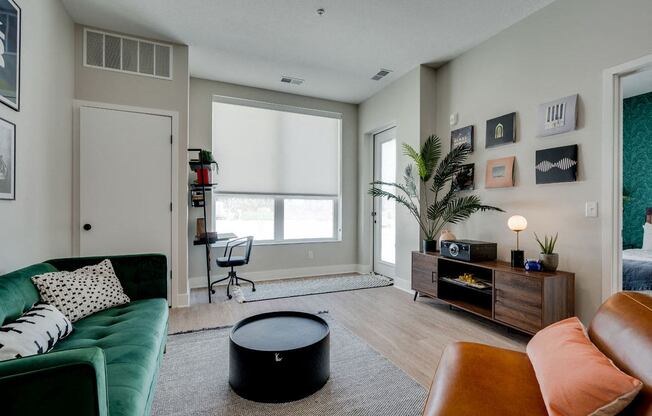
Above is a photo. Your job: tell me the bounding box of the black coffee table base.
[229,311,330,403]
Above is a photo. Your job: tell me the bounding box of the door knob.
[83,224,92,231]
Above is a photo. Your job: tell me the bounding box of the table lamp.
[508,215,527,267]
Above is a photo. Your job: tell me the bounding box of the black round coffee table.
[229,311,330,403]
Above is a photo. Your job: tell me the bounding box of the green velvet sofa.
[0,254,169,416]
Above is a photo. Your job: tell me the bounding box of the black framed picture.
[451,125,473,152]
[486,112,516,148]
[452,163,474,191]
[535,145,578,184]
[0,0,20,111]
[0,116,15,199]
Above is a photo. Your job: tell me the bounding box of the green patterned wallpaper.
[623,91,652,248]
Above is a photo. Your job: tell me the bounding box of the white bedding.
[623,249,652,262]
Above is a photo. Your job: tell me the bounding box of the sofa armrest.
[0,347,108,416]
[46,254,168,301]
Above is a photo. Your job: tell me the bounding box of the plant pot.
[539,253,559,272]
[422,239,438,253]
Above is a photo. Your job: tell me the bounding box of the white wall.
[0,0,75,273]
[358,66,437,291]
[433,0,652,321]
[73,24,190,305]
[188,77,359,287]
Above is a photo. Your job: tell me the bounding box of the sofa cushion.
[52,298,168,416]
[0,264,55,326]
[423,342,548,416]
[0,303,73,361]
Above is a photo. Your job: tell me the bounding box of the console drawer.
[494,271,542,333]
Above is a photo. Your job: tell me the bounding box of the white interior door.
[373,127,397,278]
[80,106,172,298]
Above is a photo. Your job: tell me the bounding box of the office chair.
[210,236,255,299]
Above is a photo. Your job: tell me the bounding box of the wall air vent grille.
[280,76,304,85]
[83,28,173,80]
[371,69,392,81]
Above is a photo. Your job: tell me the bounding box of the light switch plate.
[585,201,598,217]
[449,113,458,126]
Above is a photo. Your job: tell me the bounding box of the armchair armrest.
[46,254,168,301]
[0,347,108,416]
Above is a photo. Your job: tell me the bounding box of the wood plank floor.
[169,286,528,388]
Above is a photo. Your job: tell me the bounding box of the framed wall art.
[537,94,578,137]
[486,112,516,148]
[451,125,473,152]
[485,156,515,188]
[452,163,474,191]
[0,0,20,111]
[535,144,578,184]
[0,116,15,199]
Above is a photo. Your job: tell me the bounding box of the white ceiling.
[62,0,556,103]
[623,69,652,99]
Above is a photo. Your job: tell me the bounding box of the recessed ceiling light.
[317,8,325,16]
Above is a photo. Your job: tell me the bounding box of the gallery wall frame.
[485,156,515,188]
[535,145,578,184]
[537,94,578,137]
[452,163,474,191]
[0,115,15,200]
[0,0,20,111]
[486,112,516,148]
[451,125,473,152]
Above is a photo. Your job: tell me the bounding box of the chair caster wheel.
[211,290,215,294]
[252,287,256,292]
[228,295,232,300]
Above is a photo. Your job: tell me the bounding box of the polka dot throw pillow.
[31,259,130,322]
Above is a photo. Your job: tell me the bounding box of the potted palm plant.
[535,233,559,271]
[369,135,503,252]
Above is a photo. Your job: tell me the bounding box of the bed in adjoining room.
[622,208,652,291]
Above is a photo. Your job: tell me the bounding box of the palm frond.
[402,143,427,180]
[441,195,504,225]
[420,135,441,182]
[430,143,471,195]
[403,165,418,197]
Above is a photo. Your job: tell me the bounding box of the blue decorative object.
[524,259,543,271]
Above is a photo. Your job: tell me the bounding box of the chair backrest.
[588,292,652,415]
[242,236,254,264]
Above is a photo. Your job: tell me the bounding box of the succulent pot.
[539,253,559,272]
[422,239,438,253]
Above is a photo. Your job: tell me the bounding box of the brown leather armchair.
[422,292,652,416]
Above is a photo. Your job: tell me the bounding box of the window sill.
[212,238,342,248]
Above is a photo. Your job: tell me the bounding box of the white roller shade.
[212,99,341,196]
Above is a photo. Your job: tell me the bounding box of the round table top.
[230,311,329,352]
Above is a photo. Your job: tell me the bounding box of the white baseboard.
[189,264,371,289]
[392,277,413,293]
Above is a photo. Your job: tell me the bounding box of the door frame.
[73,100,180,306]
[601,53,652,301]
[372,126,397,278]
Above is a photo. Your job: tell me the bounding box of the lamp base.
[511,250,525,268]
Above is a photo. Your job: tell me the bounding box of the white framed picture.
[537,94,578,137]
[0,116,15,199]
[0,0,20,111]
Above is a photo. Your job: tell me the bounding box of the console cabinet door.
[412,252,437,296]
[494,272,542,333]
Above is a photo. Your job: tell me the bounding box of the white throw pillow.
[31,259,130,322]
[0,303,73,361]
[642,223,652,251]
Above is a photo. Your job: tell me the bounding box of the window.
[212,97,341,244]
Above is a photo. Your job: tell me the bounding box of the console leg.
[413,291,418,301]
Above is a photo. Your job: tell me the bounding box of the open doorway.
[602,54,652,299]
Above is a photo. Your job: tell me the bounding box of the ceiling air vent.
[83,28,173,80]
[281,76,304,85]
[371,69,393,81]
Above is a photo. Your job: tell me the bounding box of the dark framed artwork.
[451,125,473,152]
[486,112,516,148]
[452,163,474,191]
[0,116,15,199]
[535,145,578,184]
[0,0,20,111]
[485,156,515,188]
[537,94,578,137]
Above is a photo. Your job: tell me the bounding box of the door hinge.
[170,134,173,144]
[169,271,172,280]
[170,202,173,212]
